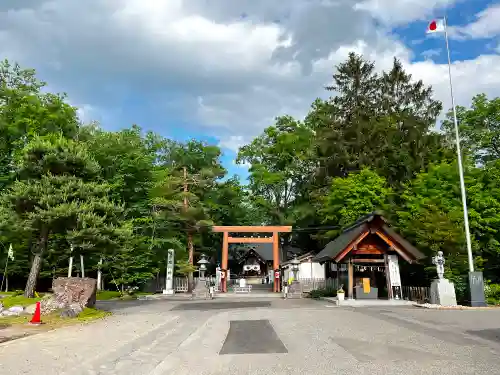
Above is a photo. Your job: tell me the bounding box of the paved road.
[1,298,500,375]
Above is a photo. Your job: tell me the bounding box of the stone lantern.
[197,254,209,279]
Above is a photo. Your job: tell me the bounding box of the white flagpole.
[444,16,474,273]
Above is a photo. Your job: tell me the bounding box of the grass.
[1,295,41,308]
[0,307,111,327]
[96,290,123,300]
[96,290,153,301]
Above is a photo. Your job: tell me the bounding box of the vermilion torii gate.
[212,226,292,292]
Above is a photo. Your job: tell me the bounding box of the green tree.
[0,60,79,189]
[152,140,225,289]
[442,94,500,164]
[312,53,451,187]
[397,162,500,284]
[237,116,316,230]
[318,168,393,239]
[0,135,126,297]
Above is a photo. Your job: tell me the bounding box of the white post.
[97,257,103,290]
[0,257,8,292]
[444,16,474,273]
[80,254,85,278]
[68,244,74,277]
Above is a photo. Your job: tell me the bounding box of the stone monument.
[42,277,97,316]
[430,251,457,306]
[163,249,175,295]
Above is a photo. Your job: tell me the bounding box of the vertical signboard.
[163,248,175,295]
[388,254,402,299]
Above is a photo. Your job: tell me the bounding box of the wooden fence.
[173,276,217,292]
[402,286,430,302]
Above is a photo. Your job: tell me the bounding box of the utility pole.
[184,166,195,291]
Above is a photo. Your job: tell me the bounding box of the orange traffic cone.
[29,301,42,325]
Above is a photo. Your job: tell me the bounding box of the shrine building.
[313,212,425,300]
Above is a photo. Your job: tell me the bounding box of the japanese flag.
[427,19,445,33]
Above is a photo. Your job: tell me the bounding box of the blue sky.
[1,0,500,182]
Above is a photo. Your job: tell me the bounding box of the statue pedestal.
[430,278,457,306]
[468,272,487,307]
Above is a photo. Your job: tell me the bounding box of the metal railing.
[299,278,337,293]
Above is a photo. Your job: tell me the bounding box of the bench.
[233,285,252,293]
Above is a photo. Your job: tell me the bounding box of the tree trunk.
[80,254,85,278]
[4,275,8,292]
[24,252,43,298]
[97,257,103,290]
[68,243,74,277]
[187,232,194,292]
[24,228,48,298]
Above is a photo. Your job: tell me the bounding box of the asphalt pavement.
[1,298,500,375]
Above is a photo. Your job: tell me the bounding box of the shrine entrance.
[212,226,292,293]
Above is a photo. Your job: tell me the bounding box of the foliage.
[442,94,500,164]
[308,288,338,299]
[175,259,198,276]
[484,283,500,305]
[237,115,316,229]
[319,168,393,238]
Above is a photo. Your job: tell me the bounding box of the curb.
[414,303,499,310]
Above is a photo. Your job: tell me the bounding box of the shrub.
[485,284,500,305]
[309,288,338,299]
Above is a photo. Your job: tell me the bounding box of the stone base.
[468,271,487,307]
[162,289,174,295]
[430,278,457,306]
[286,281,302,299]
[191,279,209,299]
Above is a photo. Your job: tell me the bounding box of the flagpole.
[444,16,474,273]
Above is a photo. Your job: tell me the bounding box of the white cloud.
[452,3,500,39]
[354,0,460,26]
[421,48,442,59]
[0,0,498,155]
[219,136,252,154]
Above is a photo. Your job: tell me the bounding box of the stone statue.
[432,251,445,279]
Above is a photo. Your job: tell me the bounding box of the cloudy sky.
[1,0,499,179]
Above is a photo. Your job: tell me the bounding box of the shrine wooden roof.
[313,212,424,263]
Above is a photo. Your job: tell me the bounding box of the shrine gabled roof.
[313,224,368,263]
[229,243,275,261]
[312,212,424,263]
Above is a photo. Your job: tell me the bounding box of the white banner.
[388,255,402,287]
